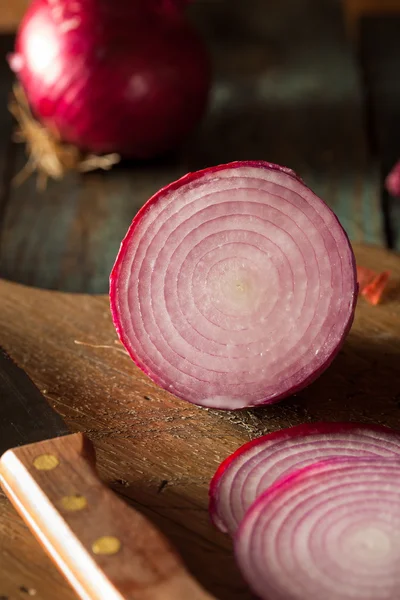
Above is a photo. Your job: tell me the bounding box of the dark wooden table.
[0,243,400,600]
[0,0,398,294]
[1,3,400,598]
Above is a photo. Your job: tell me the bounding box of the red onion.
[386,161,400,198]
[209,422,400,534]
[9,0,210,158]
[235,457,400,600]
[110,161,357,409]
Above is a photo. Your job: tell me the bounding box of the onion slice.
[209,422,400,534]
[235,457,400,600]
[110,161,357,409]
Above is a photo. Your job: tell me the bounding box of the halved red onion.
[110,161,357,409]
[235,457,400,600]
[209,422,400,534]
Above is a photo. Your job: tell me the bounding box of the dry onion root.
[9,84,120,190]
[110,161,357,410]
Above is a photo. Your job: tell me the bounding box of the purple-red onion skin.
[11,0,211,157]
[386,161,400,198]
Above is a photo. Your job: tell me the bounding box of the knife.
[0,346,215,600]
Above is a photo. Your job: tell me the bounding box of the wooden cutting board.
[0,243,399,600]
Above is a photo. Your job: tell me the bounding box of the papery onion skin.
[209,422,400,534]
[235,457,400,600]
[10,0,210,158]
[110,161,357,409]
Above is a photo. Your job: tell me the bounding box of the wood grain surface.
[344,0,400,34]
[0,0,387,295]
[359,16,400,250]
[0,1,28,33]
[1,433,214,600]
[0,243,399,600]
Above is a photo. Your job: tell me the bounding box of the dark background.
[0,0,399,293]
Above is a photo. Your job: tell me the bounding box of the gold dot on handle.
[92,536,121,556]
[33,454,59,471]
[61,495,87,511]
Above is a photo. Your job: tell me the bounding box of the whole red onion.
[9,0,211,158]
[386,160,400,198]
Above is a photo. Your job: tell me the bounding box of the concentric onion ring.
[235,457,400,600]
[209,422,400,534]
[110,161,357,409]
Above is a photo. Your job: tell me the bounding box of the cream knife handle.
[0,433,215,600]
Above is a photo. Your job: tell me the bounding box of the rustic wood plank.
[359,16,400,250]
[0,35,15,233]
[0,1,384,294]
[343,0,400,35]
[0,1,28,33]
[0,153,189,292]
[191,0,383,246]
[0,498,76,600]
[0,243,400,599]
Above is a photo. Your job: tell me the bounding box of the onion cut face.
[110,161,357,409]
[209,422,400,534]
[235,457,400,600]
